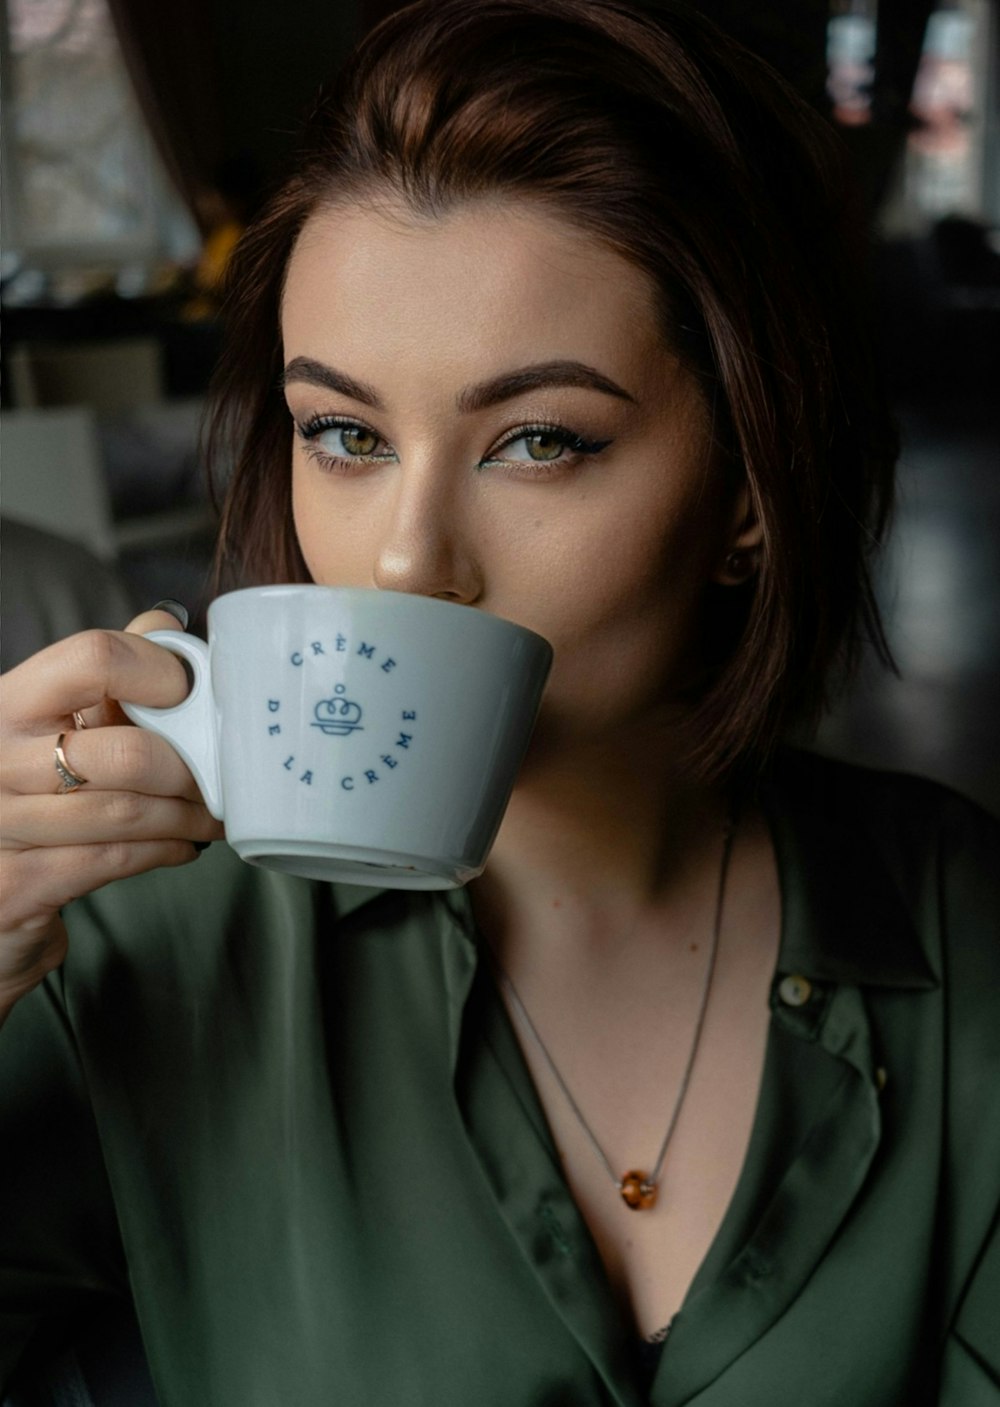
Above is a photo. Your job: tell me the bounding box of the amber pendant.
[619,1171,657,1210]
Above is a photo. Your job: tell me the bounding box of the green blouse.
[2,752,998,1405]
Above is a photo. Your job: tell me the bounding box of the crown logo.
[311,684,364,736]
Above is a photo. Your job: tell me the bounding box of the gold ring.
[54,733,89,793]
[72,710,88,730]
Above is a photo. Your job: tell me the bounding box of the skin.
[0,610,224,1021]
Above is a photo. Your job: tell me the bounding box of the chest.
[507,937,777,1339]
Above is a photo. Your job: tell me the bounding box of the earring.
[722,549,755,584]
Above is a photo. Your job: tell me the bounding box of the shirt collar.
[329,882,389,921]
[762,749,938,991]
[326,748,940,994]
[330,880,478,945]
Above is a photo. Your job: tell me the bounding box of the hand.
[0,608,225,1023]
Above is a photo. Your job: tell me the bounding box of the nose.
[371,469,484,604]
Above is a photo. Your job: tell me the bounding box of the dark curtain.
[863,0,941,212]
[105,0,226,235]
[695,0,939,219]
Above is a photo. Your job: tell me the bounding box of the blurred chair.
[1,407,118,561]
[0,517,136,673]
[8,338,165,414]
[2,405,218,618]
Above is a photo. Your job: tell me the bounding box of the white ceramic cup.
[121,585,553,888]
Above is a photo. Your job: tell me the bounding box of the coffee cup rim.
[208,584,552,650]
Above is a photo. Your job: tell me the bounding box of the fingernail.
[151,599,190,630]
[193,840,212,853]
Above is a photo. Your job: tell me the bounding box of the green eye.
[340,425,380,456]
[298,416,397,470]
[481,425,613,470]
[525,433,566,461]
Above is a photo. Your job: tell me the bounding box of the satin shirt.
[2,752,998,1405]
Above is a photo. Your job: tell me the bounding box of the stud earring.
[722,549,755,583]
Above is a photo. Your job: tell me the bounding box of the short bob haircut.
[207,0,895,782]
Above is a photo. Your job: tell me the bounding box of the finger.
[1,629,192,731]
[71,604,191,729]
[92,603,195,727]
[68,696,119,731]
[0,840,206,931]
[0,913,68,1011]
[3,725,211,803]
[3,791,222,850]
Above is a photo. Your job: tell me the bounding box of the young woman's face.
[283,199,747,749]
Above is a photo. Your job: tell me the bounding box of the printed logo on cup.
[266,632,417,793]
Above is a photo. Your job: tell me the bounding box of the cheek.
[291,463,370,586]
[538,491,711,639]
[531,492,722,725]
[291,460,320,569]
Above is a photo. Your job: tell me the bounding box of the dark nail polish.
[151,599,190,630]
[193,840,212,853]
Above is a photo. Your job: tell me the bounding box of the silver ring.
[72,710,88,730]
[54,733,89,792]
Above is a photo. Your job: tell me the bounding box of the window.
[0,0,197,274]
[905,2,991,218]
[827,1,877,127]
[827,0,999,233]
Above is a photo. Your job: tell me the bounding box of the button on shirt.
[1,752,998,1405]
[776,973,812,1007]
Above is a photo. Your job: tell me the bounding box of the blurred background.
[1,0,998,813]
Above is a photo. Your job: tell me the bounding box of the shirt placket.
[648,976,884,1405]
[439,889,649,1407]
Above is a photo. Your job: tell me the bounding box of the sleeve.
[937,794,1000,1403]
[0,971,128,1390]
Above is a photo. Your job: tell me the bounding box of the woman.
[1,1,997,1403]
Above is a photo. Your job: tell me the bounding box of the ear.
[712,481,763,586]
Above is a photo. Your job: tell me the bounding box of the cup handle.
[119,630,224,820]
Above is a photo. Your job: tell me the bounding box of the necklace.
[491,821,736,1212]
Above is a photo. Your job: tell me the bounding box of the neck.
[471,724,731,962]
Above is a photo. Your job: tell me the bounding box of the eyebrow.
[281,356,636,413]
[456,360,636,412]
[282,357,384,409]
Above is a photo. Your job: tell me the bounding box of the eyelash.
[295,415,613,478]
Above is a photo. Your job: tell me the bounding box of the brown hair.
[207,0,895,780]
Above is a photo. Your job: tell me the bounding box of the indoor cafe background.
[1,0,998,815]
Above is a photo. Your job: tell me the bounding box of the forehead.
[281,198,668,380]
